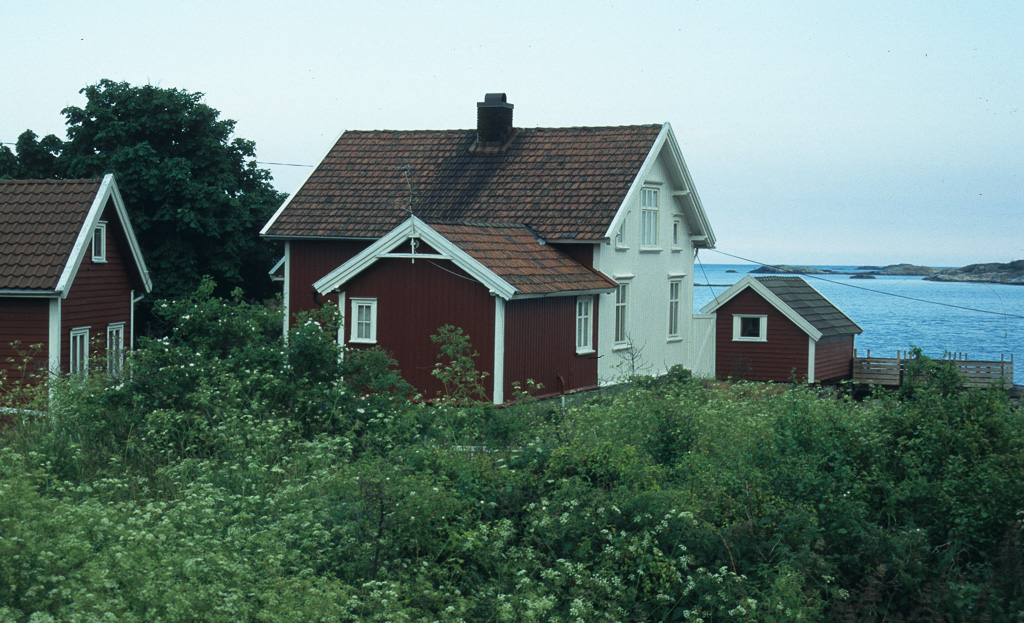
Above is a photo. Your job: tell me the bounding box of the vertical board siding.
[62,203,136,373]
[0,298,50,387]
[714,289,809,382]
[504,296,599,398]
[815,334,855,381]
[343,257,495,401]
[288,240,368,326]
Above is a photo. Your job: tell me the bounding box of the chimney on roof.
[476,93,514,146]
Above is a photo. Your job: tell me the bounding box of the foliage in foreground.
[2,287,1023,622]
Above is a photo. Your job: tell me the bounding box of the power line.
[256,161,313,168]
[705,249,1024,320]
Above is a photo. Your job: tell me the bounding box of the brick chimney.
[476,93,514,147]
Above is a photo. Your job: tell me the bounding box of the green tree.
[3,80,285,301]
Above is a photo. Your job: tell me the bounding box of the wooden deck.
[852,350,1015,389]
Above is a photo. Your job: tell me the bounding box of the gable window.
[668,279,682,339]
[575,296,594,354]
[107,323,125,377]
[350,298,377,344]
[70,327,90,375]
[92,222,107,263]
[614,282,629,346]
[614,213,628,249]
[732,315,767,342]
[671,216,683,250]
[640,188,659,248]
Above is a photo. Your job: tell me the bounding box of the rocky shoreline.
[750,261,1024,285]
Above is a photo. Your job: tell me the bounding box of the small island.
[749,261,1024,285]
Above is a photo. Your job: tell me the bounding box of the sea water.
[693,264,1024,385]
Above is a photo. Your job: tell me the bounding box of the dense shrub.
[1,292,1022,621]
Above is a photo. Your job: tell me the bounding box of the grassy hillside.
[2,283,1022,621]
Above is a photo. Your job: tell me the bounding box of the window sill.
[614,244,630,252]
[670,246,683,252]
[612,343,631,351]
[575,348,595,356]
[92,258,108,264]
[350,338,377,345]
[733,337,767,343]
[639,247,662,253]
[666,337,683,343]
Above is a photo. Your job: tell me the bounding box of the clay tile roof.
[753,276,863,337]
[265,125,663,241]
[429,222,618,296]
[0,178,103,291]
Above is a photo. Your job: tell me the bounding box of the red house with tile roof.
[700,275,862,383]
[262,94,716,402]
[0,175,151,391]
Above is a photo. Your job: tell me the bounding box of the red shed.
[0,175,151,392]
[700,275,862,383]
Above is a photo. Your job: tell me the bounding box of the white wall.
[593,146,700,384]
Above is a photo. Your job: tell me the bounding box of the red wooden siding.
[815,334,855,381]
[714,288,809,382]
[0,298,50,388]
[288,240,368,327]
[504,296,599,398]
[61,203,136,372]
[341,257,495,401]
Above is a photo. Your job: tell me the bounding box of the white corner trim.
[313,216,518,300]
[807,336,816,383]
[48,298,61,376]
[282,242,291,336]
[492,298,505,404]
[700,275,823,341]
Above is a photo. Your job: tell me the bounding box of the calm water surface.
[693,264,1024,385]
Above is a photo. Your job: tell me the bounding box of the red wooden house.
[700,275,862,383]
[262,94,716,403]
[0,175,152,390]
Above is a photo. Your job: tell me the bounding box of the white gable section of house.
[313,216,518,300]
[604,123,715,248]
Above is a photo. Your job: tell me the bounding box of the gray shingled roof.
[754,276,862,337]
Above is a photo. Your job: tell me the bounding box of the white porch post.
[492,297,505,404]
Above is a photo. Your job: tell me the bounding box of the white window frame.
[107,322,125,376]
[732,315,768,342]
[92,222,107,263]
[70,327,90,375]
[575,296,595,354]
[668,279,682,340]
[613,282,629,347]
[350,298,377,344]
[640,188,659,249]
[614,212,629,250]
[671,215,683,250]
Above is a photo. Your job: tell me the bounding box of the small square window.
[92,222,107,263]
[732,315,767,342]
[350,298,377,344]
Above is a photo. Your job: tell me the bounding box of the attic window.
[640,188,659,249]
[733,315,767,342]
[92,222,107,263]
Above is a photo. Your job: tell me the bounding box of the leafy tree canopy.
[1,80,285,300]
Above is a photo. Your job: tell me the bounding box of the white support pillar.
[807,337,817,383]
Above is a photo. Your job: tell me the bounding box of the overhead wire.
[703,249,1024,320]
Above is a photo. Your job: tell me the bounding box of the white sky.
[4,0,1021,266]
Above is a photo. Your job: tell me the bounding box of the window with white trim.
[107,323,125,376]
[668,279,682,339]
[614,213,628,249]
[92,222,107,262]
[640,188,659,248]
[70,327,90,375]
[350,298,377,344]
[671,216,683,249]
[732,315,767,342]
[614,283,629,346]
[575,296,594,354]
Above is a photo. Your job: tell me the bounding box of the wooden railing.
[852,350,1015,389]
